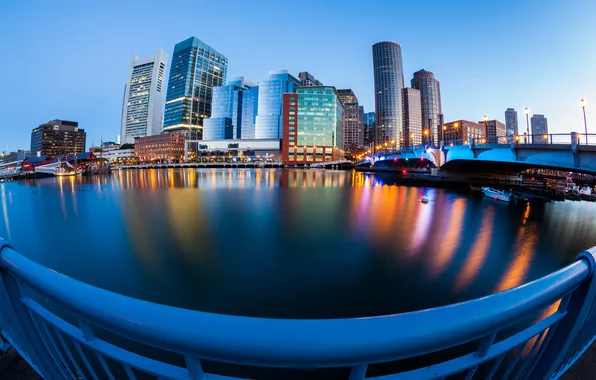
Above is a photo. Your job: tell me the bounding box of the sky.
[1,0,596,151]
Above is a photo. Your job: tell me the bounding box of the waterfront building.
[163,37,227,140]
[479,119,506,143]
[411,69,442,145]
[203,77,258,140]
[193,138,281,161]
[240,85,259,139]
[298,72,323,87]
[281,87,344,164]
[373,42,405,145]
[90,142,135,163]
[531,115,549,143]
[402,88,423,147]
[134,133,185,163]
[30,120,86,156]
[443,120,486,143]
[364,112,376,146]
[254,70,301,139]
[337,89,364,151]
[505,108,519,138]
[120,49,168,145]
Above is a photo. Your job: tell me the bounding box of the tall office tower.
[163,37,227,140]
[531,115,549,143]
[240,86,259,139]
[505,108,519,137]
[411,69,442,145]
[372,42,405,145]
[402,88,423,147]
[120,49,168,145]
[298,72,323,87]
[254,70,301,139]
[337,89,364,151]
[31,120,86,156]
[363,112,376,146]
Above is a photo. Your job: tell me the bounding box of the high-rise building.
[337,89,364,151]
[531,115,549,143]
[31,120,86,156]
[281,87,344,164]
[254,70,301,139]
[372,42,405,145]
[479,120,506,143]
[402,88,423,147]
[443,120,486,142]
[363,112,376,146]
[298,72,323,87]
[120,49,168,145]
[505,108,518,138]
[163,37,227,140]
[240,86,259,139]
[411,69,442,145]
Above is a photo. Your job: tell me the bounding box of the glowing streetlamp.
[581,99,588,144]
[483,115,488,143]
[524,108,530,143]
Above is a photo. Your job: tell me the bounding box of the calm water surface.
[0,169,595,319]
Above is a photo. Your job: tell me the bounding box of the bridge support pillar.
[571,132,580,167]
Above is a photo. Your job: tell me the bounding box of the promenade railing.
[0,239,595,379]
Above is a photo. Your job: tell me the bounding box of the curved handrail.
[0,246,593,368]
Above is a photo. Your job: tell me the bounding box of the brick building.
[443,120,486,143]
[134,133,185,163]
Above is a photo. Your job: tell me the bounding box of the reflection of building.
[411,69,442,145]
[135,133,185,162]
[479,120,506,143]
[531,115,549,143]
[255,70,301,139]
[505,108,518,137]
[443,120,486,142]
[373,42,404,145]
[364,112,376,145]
[194,139,281,161]
[120,49,168,144]
[31,120,86,156]
[162,37,227,139]
[337,89,364,151]
[282,87,344,164]
[402,88,423,147]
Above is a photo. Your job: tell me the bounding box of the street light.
[524,107,530,143]
[483,115,488,143]
[581,99,588,144]
[410,133,415,149]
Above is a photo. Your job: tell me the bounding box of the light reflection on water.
[0,169,595,319]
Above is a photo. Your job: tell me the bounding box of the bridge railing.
[446,132,596,148]
[0,240,595,379]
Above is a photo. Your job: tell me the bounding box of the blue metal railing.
[0,238,595,379]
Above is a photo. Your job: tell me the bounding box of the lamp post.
[483,115,488,143]
[581,99,588,144]
[423,129,429,145]
[410,133,415,149]
[524,107,530,143]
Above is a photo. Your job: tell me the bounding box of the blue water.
[0,169,595,318]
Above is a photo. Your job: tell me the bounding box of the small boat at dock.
[481,187,513,202]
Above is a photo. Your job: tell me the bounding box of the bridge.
[0,238,595,379]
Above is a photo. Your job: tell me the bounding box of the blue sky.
[1,0,595,151]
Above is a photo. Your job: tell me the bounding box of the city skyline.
[2,0,596,151]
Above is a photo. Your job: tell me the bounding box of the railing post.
[0,241,67,379]
[531,247,596,379]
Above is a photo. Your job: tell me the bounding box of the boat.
[54,160,80,177]
[481,187,513,202]
[579,185,593,196]
[421,195,429,203]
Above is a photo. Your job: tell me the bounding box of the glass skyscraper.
[296,86,343,148]
[337,89,364,151]
[364,112,376,145]
[372,42,405,145]
[241,86,259,139]
[505,108,519,138]
[163,37,227,140]
[531,114,549,143]
[402,88,423,147]
[254,70,301,139]
[411,69,442,146]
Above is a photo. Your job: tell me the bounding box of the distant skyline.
[1,0,595,151]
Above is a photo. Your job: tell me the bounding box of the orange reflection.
[1,186,11,240]
[455,208,495,292]
[494,225,538,293]
[429,198,466,279]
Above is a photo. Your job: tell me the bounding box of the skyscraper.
[240,86,259,139]
[363,112,376,146]
[411,69,442,145]
[337,89,364,151]
[531,115,549,143]
[120,49,168,145]
[163,37,228,140]
[372,42,405,145]
[505,108,519,138]
[402,88,423,147]
[254,70,301,139]
[31,120,86,156]
[480,119,506,143]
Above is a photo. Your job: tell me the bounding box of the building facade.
[443,120,486,143]
[337,89,364,151]
[505,108,518,138]
[254,70,301,139]
[364,112,376,146]
[120,49,168,144]
[282,87,344,164]
[241,86,259,139]
[31,120,86,156]
[402,88,423,147]
[411,69,442,145]
[298,72,323,87]
[480,120,506,143]
[372,42,405,145]
[531,115,549,143]
[163,37,227,139]
[134,133,185,162]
